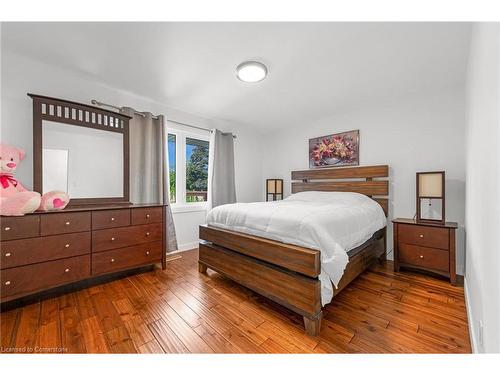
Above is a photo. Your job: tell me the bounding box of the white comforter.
[206,191,387,305]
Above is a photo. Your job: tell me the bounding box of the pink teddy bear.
[0,143,70,216]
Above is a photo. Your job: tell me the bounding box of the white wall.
[464,23,500,353]
[261,88,466,273]
[0,50,263,249]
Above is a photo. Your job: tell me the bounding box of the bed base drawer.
[198,241,321,318]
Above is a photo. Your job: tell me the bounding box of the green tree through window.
[186,137,209,202]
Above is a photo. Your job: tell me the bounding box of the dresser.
[0,204,167,303]
[392,218,457,285]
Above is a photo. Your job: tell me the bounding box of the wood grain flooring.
[0,249,471,353]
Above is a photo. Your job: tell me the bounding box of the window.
[167,126,210,210]
[167,133,176,203]
[186,137,209,202]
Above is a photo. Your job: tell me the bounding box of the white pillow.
[285,191,373,205]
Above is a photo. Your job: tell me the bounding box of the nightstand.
[392,218,457,285]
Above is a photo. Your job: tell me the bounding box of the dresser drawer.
[92,209,131,230]
[92,241,162,275]
[398,224,449,250]
[1,232,91,269]
[1,255,90,300]
[131,207,162,225]
[41,212,91,236]
[0,215,40,241]
[92,223,163,252]
[399,243,449,273]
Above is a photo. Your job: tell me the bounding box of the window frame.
[167,124,210,213]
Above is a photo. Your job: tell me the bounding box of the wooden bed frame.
[198,165,389,336]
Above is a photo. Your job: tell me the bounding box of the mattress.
[206,191,387,305]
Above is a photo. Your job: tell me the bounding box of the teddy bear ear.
[18,148,26,161]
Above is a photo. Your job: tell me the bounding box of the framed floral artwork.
[309,130,359,168]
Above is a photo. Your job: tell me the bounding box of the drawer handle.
[419,255,424,259]
[4,227,11,231]
[146,214,150,218]
[65,221,71,226]
[111,258,115,263]
[419,234,424,238]
[65,243,70,248]
[111,237,116,241]
[4,280,11,286]
[111,217,115,221]
[5,252,12,257]
[64,268,70,273]
[146,251,150,255]
[146,232,150,237]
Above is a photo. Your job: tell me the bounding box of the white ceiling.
[2,22,471,132]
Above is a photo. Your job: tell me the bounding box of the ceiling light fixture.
[236,61,268,83]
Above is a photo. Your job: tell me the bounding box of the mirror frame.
[29,93,131,206]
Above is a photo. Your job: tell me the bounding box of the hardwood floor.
[0,249,471,353]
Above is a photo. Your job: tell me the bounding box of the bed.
[198,165,389,336]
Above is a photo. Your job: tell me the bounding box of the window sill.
[170,204,208,214]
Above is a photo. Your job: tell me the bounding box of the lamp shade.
[418,173,443,198]
[267,180,276,194]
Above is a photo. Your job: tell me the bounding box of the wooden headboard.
[291,165,389,216]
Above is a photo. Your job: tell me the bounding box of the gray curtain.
[121,108,178,252]
[208,129,237,209]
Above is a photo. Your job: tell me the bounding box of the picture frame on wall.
[309,129,359,168]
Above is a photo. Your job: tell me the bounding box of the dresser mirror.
[30,94,130,205]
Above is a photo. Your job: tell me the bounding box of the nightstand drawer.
[398,224,449,250]
[399,243,449,273]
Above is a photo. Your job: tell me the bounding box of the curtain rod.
[91,99,236,139]
[91,99,157,119]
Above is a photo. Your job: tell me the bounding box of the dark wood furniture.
[392,218,457,285]
[199,165,389,336]
[29,93,131,206]
[1,204,167,304]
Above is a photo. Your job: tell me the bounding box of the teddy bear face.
[0,143,25,174]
